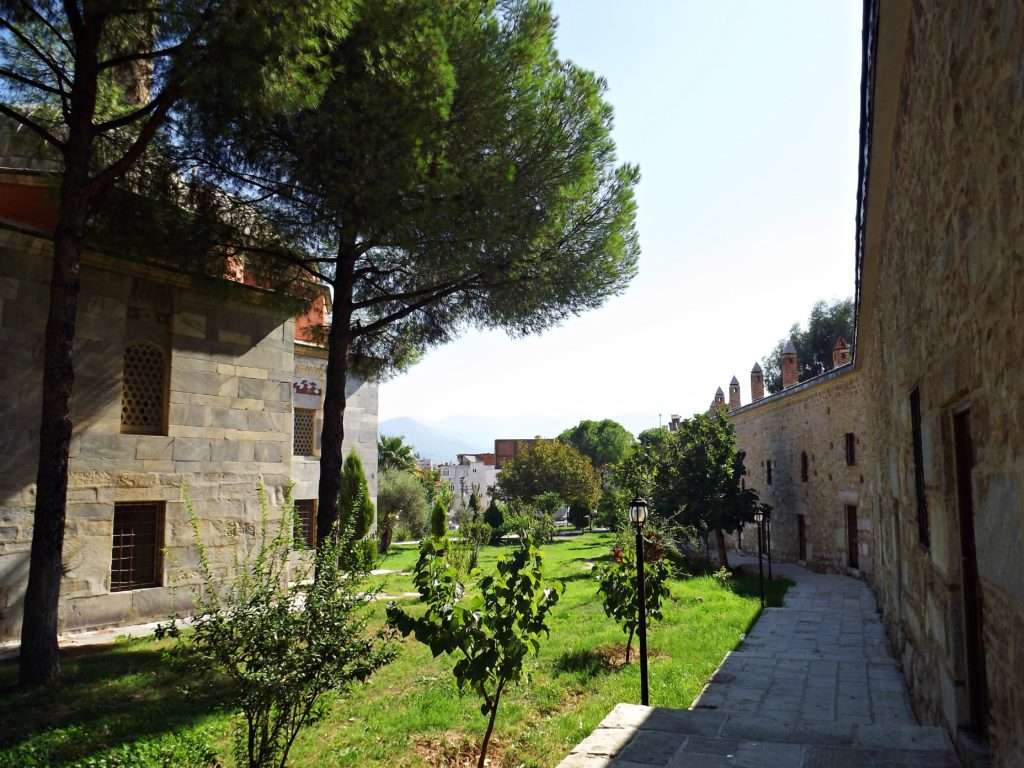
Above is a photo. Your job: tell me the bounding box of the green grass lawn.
[0,533,790,768]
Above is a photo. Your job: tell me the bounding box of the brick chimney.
[751,362,765,402]
[781,339,799,388]
[832,336,851,367]
[728,376,741,410]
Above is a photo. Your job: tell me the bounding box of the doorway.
[845,505,859,569]
[953,408,988,738]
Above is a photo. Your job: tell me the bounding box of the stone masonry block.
[172,438,211,462]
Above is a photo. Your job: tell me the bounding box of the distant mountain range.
[379,417,482,463]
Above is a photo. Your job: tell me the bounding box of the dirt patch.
[592,643,671,669]
[412,731,517,768]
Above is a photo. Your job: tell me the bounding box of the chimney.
[751,362,765,402]
[781,338,799,388]
[708,387,726,415]
[728,376,741,410]
[832,336,851,367]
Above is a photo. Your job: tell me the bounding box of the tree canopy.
[496,440,600,511]
[179,0,639,545]
[557,419,635,473]
[762,298,854,393]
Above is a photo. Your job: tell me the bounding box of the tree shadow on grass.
[0,640,232,764]
[552,648,614,679]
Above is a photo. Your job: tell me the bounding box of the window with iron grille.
[120,343,167,435]
[294,499,316,549]
[111,503,162,592]
[800,451,809,482]
[294,408,315,456]
[910,388,929,547]
[766,460,773,485]
[845,433,857,466]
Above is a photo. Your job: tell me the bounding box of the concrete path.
[557,560,959,767]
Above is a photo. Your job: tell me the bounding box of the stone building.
[695,2,1024,765]
[0,168,378,640]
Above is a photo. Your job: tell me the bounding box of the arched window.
[801,451,809,482]
[121,342,168,435]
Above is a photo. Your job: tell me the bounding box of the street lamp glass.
[629,497,648,525]
[754,508,764,524]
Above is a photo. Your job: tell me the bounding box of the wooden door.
[846,505,858,569]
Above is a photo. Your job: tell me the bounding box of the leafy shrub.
[594,537,672,663]
[712,566,732,588]
[388,538,560,768]
[163,486,395,768]
[503,502,555,546]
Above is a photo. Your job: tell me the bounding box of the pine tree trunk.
[315,236,356,548]
[715,528,729,569]
[19,38,100,685]
[19,171,91,687]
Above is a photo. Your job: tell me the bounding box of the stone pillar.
[781,339,799,388]
[751,363,765,402]
[832,336,851,367]
[728,376,741,410]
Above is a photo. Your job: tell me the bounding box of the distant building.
[494,438,541,469]
[438,453,498,514]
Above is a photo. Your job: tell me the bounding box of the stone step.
[557,704,959,768]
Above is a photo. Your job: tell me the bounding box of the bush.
[377,468,429,552]
[164,486,396,768]
[504,503,555,546]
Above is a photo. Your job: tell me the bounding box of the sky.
[379,1,863,448]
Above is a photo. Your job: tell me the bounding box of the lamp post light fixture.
[754,506,766,608]
[629,496,650,706]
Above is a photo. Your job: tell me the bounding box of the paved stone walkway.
[557,560,959,767]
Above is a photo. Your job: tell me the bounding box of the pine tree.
[430,498,448,538]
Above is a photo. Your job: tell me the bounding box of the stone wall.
[728,367,870,574]
[0,226,379,639]
[859,3,1024,766]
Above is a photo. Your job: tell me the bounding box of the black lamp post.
[764,508,773,580]
[629,496,650,706]
[754,506,766,608]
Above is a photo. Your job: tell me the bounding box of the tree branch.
[0,66,63,95]
[353,280,475,339]
[87,83,180,195]
[93,96,160,132]
[0,16,71,88]
[97,42,185,71]
[0,103,64,150]
[18,1,72,52]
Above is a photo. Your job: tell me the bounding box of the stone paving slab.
[556,560,959,768]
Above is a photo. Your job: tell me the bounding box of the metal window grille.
[294,499,316,549]
[111,503,161,591]
[801,451,809,482]
[766,460,773,485]
[121,343,167,435]
[294,408,315,456]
